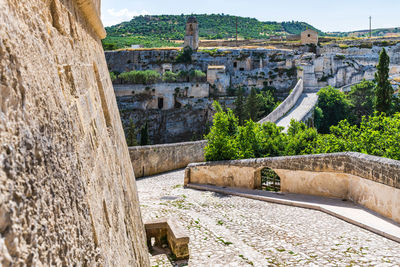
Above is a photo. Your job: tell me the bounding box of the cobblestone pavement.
[137,170,400,267]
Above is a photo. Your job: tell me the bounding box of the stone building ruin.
[301,29,319,45]
[184,16,199,50]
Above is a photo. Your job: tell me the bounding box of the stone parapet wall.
[186,152,400,189]
[129,141,207,177]
[185,152,400,223]
[0,0,148,265]
[258,79,304,124]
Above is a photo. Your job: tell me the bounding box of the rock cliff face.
[106,42,400,144]
[105,49,299,94]
[301,43,400,90]
[0,0,149,266]
[118,96,235,144]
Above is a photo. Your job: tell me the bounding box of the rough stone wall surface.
[129,141,207,177]
[0,0,149,266]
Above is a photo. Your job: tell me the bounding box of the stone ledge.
[145,218,190,260]
[129,140,207,151]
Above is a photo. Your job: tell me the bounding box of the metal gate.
[261,168,281,192]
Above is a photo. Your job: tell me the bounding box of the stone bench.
[145,218,190,260]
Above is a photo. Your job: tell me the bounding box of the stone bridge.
[258,79,319,131]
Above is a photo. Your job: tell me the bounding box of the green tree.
[125,119,138,146]
[348,79,375,124]
[204,102,239,161]
[256,90,276,119]
[140,122,150,146]
[374,48,393,114]
[285,120,317,155]
[235,120,260,159]
[162,71,178,83]
[119,70,161,84]
[189,69,206,82]
[175,46,193,64]
[245,87,261,121]
[314,106,324,130]
[315,86,351,133]
[234,87,246,125]
[391,95,400,114]
[257,122,287,157]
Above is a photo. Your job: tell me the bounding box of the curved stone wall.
[0,0,148,265]
[185,152,400,224]
[129,141,207,177]
[258,79,304,124]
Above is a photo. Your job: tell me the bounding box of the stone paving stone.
[138,170,400,267]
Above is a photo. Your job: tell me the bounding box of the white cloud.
[102,8,149,26]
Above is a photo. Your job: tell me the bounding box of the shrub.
[162,71,178,83]
[334,54,346,60]
[189,69,206,82]
[175,46,193,64]
[119,70,161,84]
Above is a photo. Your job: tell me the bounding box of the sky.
[101,0,400,32]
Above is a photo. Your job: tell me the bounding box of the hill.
[328,27,400,38]
[103,14,323,50]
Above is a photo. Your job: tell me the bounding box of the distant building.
[131,44,143,49]
[270,35,283,41]
[286,34,301,41]
[301,29,318,45]
[184,16,199,51]
[161,63,172,74]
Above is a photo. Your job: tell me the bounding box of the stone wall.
[0,0,149,266]
[114,83,209,110]
[258,79,304,124]
[129,141,207,177]
[185,152,400,224]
